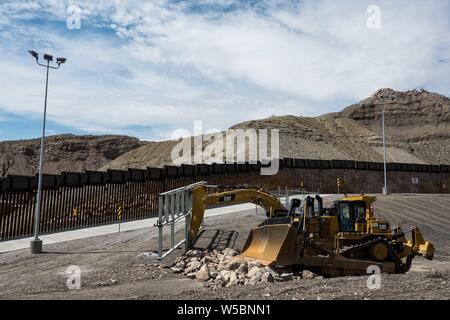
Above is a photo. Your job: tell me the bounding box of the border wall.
[1,158,449,241]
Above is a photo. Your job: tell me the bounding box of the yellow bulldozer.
[189,185,434,276]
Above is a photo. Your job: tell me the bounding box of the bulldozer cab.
[336,200,367,232]
[334,195,376,233]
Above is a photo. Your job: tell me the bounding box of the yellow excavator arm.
[189,185,287,245]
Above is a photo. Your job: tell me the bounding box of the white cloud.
[0,0,448,140]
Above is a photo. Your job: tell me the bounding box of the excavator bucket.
[240,224,302,266]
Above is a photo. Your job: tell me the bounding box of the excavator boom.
[190,185,287,245]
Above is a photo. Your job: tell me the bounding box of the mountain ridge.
[0,134,143,177]
[103,88,450,171]
[1,88,449,177]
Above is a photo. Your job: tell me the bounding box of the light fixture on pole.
[382,107,388,195]
[28,50,67,254]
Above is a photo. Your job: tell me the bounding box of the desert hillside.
[102,88,450,171]
[323,88,450,164]
[0,134,143,177]
[2,88,449,176]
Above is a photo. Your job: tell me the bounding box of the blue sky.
[0,0,449,142]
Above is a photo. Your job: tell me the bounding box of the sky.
[0,0,449,141]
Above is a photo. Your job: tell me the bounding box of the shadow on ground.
[192,229,239,251]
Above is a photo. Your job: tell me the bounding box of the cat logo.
[219,195,235,202]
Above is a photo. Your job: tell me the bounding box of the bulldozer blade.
[410,227,435,260]
[240,224,302,266]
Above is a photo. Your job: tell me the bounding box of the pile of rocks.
[170,248,318,287]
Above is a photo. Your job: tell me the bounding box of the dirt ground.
[0,194,449,300]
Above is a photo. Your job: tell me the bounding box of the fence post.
[285,186,289,208]
[170,193,175,249]
[158,194,164,259]
[185,188,192,250]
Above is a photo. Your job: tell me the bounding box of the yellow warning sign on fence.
[336,178,342,194]
[117,206,123,233]
[72,208,77,217]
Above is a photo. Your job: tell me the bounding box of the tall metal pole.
[30,60,50,254]
[382,107,388,195]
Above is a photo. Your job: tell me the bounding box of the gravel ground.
[0,194,449,300]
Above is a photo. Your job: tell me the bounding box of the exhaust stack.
[315,194,323,216]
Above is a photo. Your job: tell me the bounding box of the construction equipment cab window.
[338,201,366,232]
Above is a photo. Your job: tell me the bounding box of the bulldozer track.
[340,237,410,273]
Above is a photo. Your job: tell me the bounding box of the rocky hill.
[102,88,450,170]
[322,88,450,164]
[2,89,448,176]
[0,134,143,177]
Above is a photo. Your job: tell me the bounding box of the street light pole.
[28,50,66,254]
[382,107,388,195]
